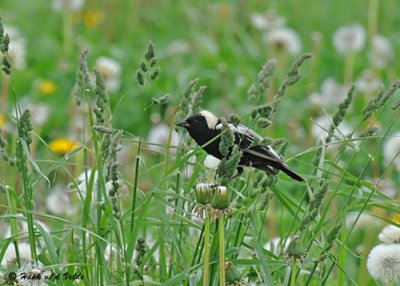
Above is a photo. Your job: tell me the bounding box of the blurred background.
[1,0,399,139]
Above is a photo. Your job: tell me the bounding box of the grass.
[1,0,400,285]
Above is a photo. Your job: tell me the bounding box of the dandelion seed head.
[147,123,179,155]
[311,114,352,142]
[181,152,196,179]
[371,178,397,198]
[1,242,31,266]
[95,57,121,78]
[16,262,50,286]
[311,31,323,44]
[3,24,22,39]
[355,70,382,94]
[73,169,99,201]
[370,34,394,69]
[143,275,154,282]
[367,244,400,282]
[379,225,400,244]
[166,39,191,55]
[309,78,349,109]
[52,0,85,12]
[13,98,50,126]
[3,25,27,70]
[2,214,50,240]
[345,212,381,230]
[263,28,302,55]
[383,132,400,171]
[46,185,75,216]
[264,237,292,256]
[115,142,131,165]
[26,104,50,126]
[333,24,366,54]
[94,57,122,92]
[251,10,286,31]
[104,243,119,261]
[8,40,27,70]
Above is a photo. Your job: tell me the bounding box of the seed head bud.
[225,261,242,283]
[211,185,229,210]
[195,183,214,205]
[286,235,306,262]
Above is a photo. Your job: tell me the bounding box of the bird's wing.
[245,146,283,164]
[216,122,283,163]
[216,121,304,181]
[216,122,262,141]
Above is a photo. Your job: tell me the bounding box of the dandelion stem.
[337,229,346,286]
[218,212,225,286]
[203,209,211,286]
[6,186,21,267]
[0,73,9,108]
[344,53,354,84]
[62,12,73,57]
[290,262,297,286]
[368,0,379,39]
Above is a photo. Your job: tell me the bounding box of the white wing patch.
[236,124,263,140]
[216,123,263,140]
[246,147,282,163]
[262,145,280,159]
[200,110,218,129]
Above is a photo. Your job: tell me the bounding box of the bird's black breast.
[188,128,224,159]
[203,138,223,159]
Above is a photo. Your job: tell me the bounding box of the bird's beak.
[176,120,190,128]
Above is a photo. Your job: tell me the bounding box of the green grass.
[1,1,400,285]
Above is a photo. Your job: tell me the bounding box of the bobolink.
[177,110,304,182]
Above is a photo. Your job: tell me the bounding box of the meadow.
[0,0,400,285]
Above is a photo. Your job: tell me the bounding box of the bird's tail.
[278,164,304,182]
[253,162,304,182]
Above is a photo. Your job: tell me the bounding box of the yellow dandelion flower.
[0,114,5,128]
[39,80,57,95]
[49,138,80,155]
[391,213,400,223]
[217,3,232,18]
[83,9,104,28]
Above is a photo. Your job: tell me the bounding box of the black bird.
[177,110,304,182]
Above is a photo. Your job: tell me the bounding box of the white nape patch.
[200,110,218,129]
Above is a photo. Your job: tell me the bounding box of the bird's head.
[176,110,219,135]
